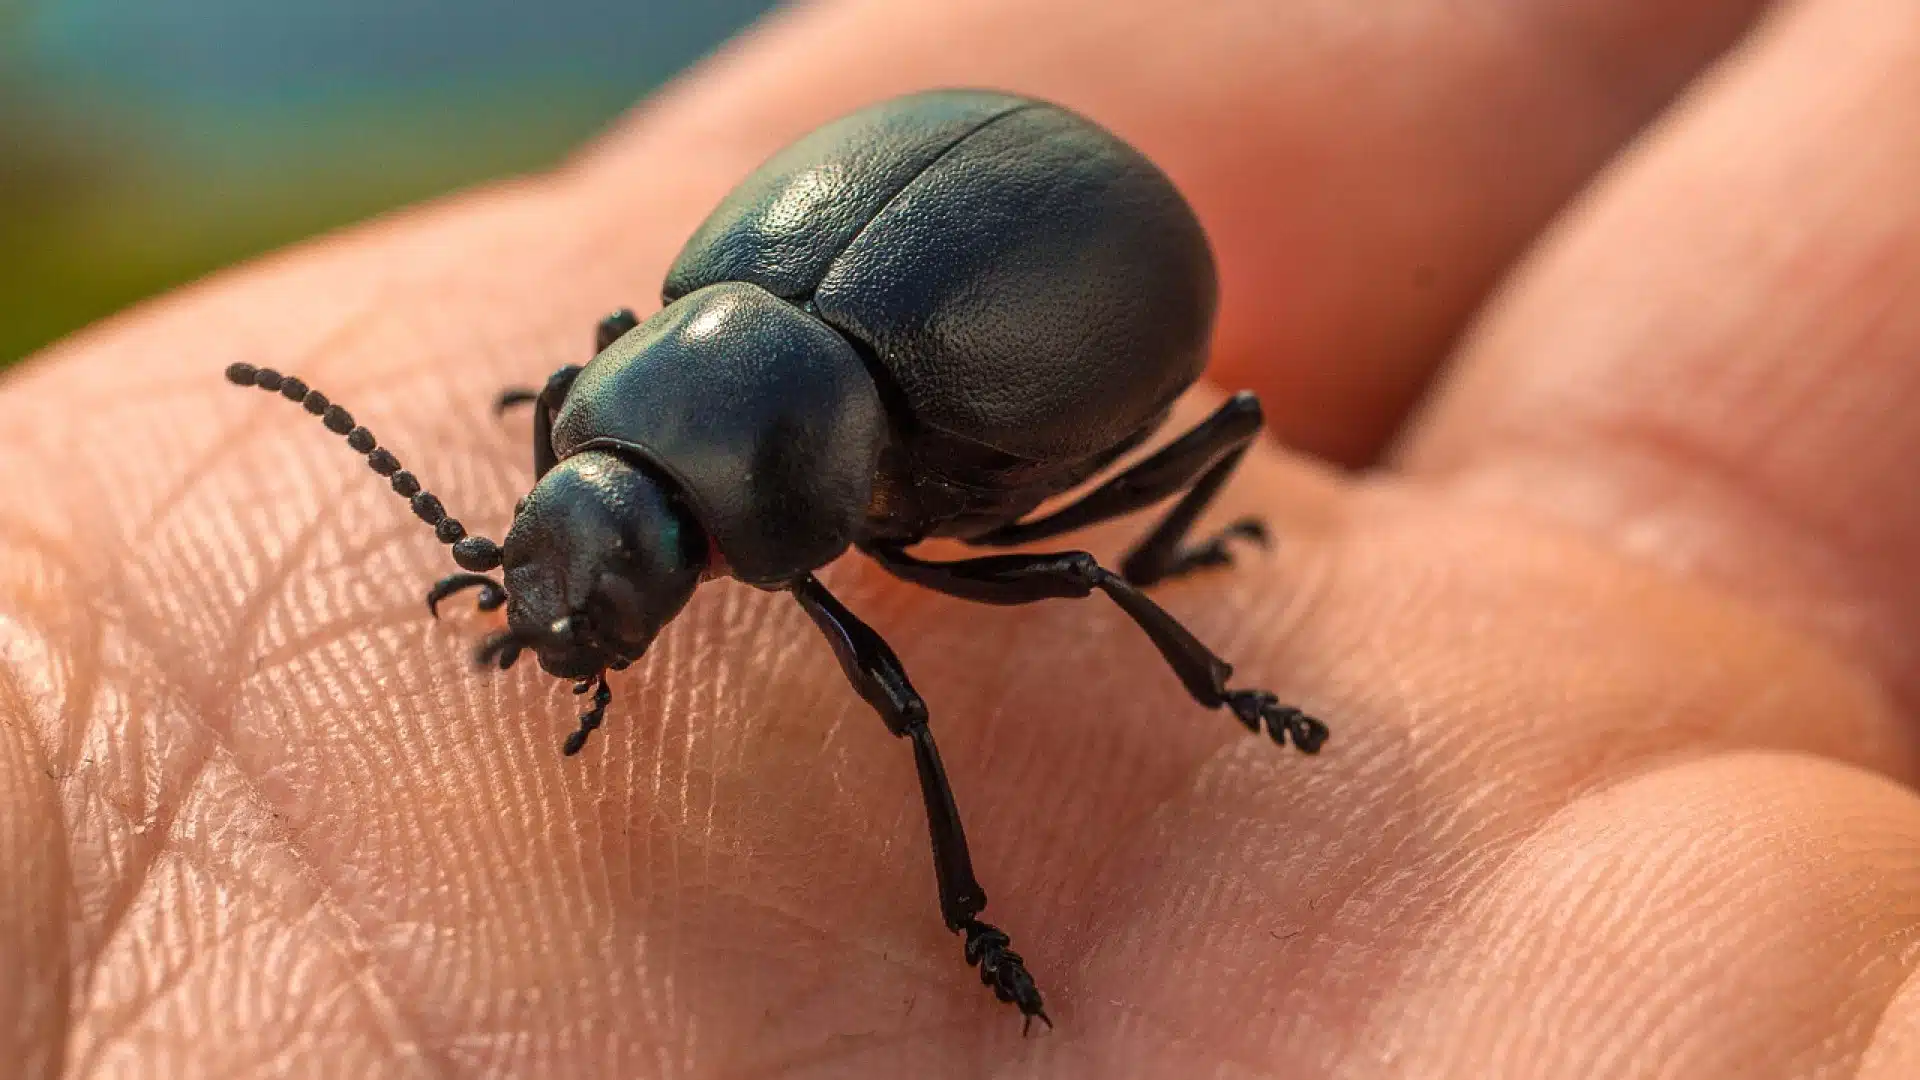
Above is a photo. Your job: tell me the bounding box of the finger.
[1042,430,1916,1072]
[1400,0,1920,715]
[1864,973,1920,1080]
[570,0,1774,464]
[1355,753,1920,1079]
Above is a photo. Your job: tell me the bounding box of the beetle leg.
[504,364,579,478]
[594,307,639,353]
[497,308,631,469]
[867,546,1328,754]
[492,363,581,479]
[529,365,580,479]
[970,391,1270,586]
[791,574,1051,1033]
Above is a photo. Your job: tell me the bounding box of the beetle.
[225,88,1327,1031]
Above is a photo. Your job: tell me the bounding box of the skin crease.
[1,0,1919,1077]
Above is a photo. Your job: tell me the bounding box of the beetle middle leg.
[971,391,1270,587]
[792,574,1050,1033]
[867,546,1328,754]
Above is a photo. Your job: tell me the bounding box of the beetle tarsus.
[967,393,1276,587]
[1131,516,1270,583]
[1226,689,1328,753]
[961,918,1050,1033]
[427,573,507,617]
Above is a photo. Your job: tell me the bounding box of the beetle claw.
[960,918,1048,1032]
[1225,690,1327,754]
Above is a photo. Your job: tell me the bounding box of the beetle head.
[500,450,708,680]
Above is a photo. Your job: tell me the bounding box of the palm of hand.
[3,1,1919,1078]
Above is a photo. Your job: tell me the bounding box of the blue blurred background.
[0,0,779,366]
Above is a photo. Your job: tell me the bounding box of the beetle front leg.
[791,574,1050,1033]
[494,364,581,479]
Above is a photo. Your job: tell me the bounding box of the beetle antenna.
[224,363,503,572]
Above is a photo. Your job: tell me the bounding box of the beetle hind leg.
[491,365,581,478]
[1119,469,1267,588]
[970,392,1271,587]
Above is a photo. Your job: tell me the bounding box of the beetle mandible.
[226,88,1328,1030]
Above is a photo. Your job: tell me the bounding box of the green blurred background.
[0,0,779,368]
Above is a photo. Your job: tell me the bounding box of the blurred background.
[0,0,779,368]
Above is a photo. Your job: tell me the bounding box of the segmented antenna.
[224,363,503,572]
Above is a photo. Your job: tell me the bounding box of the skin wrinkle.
[1440,755,1920,1077]
[0,519,102,778]
[0,671,72,1080]
[31,359,490,1074]
[1060,481,1912,1076]
[67,754,449,1080]
[50,439,368,1010]
[1431,421,1914,699]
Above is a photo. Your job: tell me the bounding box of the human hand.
[3,0,1918,1076]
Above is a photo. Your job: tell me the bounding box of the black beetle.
[226,88,1327,1031]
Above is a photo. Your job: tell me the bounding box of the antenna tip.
[225,362,258,385]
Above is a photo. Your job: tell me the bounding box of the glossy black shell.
[667,89,1217,537]
[555,89,1217,585]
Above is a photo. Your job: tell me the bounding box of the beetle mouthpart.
[473,627,540,671]
[225,362,504,573]
[562,674,614,756]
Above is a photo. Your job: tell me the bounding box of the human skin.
[3,0,1920,1075]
